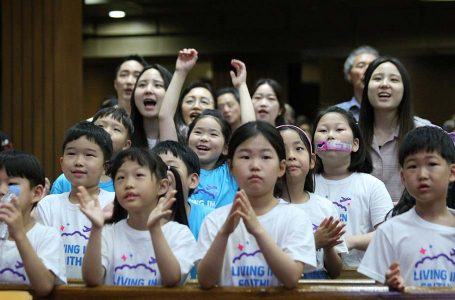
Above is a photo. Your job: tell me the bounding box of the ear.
[166,170,176,190]
[31,184,45,204]
[347,72,352,83]
[188,172,199,190]
[278,159,286,177]
[449,163,455,183]
[158,177,170,196]
[123,139,132,150]
[351,138,360,153]
[309,153,316,170]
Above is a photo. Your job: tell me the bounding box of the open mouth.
[196,145,210,152]
[144,99,157,109]
[258,109,268,115]
[378,92,391,99]
[124,88,133,95]
[190,111,201,119]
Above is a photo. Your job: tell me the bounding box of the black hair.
[187,109,232,169]
[386,126,455,219]
[114,54,148,79]
[167,166,189,226]
[215,87,240,107]
[174,80,216,131]
[93,107,135,139]
[107,147,187,226]
[152,140,200,197]
[228,121,286,197]
[62,121,113,162]
[251,79,287,126]
[313,106,373,174]
[130,64,172,148]
[277,125,315,196]
[0,150,45,209]
[359,56,415,154]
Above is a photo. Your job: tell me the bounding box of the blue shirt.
[335,96,361,121]
[188,202,213,240]
[50,173,114,194]
[188,162,238,209]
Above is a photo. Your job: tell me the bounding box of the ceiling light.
[109,11,126,18]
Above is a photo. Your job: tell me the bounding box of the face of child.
[94,116,131,155]
[114,159,167,213]
[0,169,37,215]
[217,93,240,127]
[401,151,455,205]
[188,117,226,170]
[252,84,281,125]
[182,87,214,125]
[367,62,404,112]
[60,136,106,189]
[158,152,198,200]
[313,112,359,162]
[134,68,166,119]
[230,134,285,199]
[114,60,144,110]
[280,129,314,183]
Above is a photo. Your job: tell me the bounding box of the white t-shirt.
[291,192,348,273]
[314,172,393,267]
[359,207,455,287]
[102,219,197,286]
[196,201,317,287]
[0,223,66,284]
[36,190,114,279]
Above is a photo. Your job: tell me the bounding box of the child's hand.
[175,49,198,74]
[0,198,26,240]
[147,190,176,230]
[385,262,405,292]
[76,186,104,229]
[235,190,264,237]
[220,198,242,236]
[314,217,346,250]
[230,59,247,88]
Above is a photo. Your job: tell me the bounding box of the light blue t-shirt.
[50,173,114,194]
[188,162,238,209]
[188,202,213,241]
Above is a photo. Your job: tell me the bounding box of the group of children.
[0,49,454,297]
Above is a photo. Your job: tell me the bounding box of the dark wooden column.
[1,0,83,180]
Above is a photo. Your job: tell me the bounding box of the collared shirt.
[335,97,361,121]
[370,117,432,202]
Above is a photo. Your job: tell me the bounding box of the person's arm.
[197,200,241,289]
[230,59,255,124]
[236,190,303,288]
[0,199,55,297]
[147,191,182,286]
[314,217,345,278]
[159,49,198,141]
[346,231,375,251]
[76,186,106,286]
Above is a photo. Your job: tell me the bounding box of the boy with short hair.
[359,126,455,290]
[152,140,213,240]
[36,121,115,279]
[50,107,133,194]
[0,150,66,296]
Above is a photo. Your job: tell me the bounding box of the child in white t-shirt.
[0,151,66,297]
[312,106,393,267]
[79,148,197,287]
[277,124,347,279]
[197,121,316,288]
[36,121,115,279]
[359,126,455,290]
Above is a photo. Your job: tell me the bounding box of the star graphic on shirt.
[121,254,127,261]
[60,225,65,231]
[237,243,244,251]
[420,248,426,255]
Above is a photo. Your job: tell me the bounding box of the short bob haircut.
[313,106,372,174]
[251,79,287,126]
[93,107,134,139]
[107,147,188,226]
[0,150,45,189]
[130,64,172,148]
[359,56,415,152]
[62,121,113,162]
[228,121,286,197]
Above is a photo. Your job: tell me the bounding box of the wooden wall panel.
[1,0,83,180]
